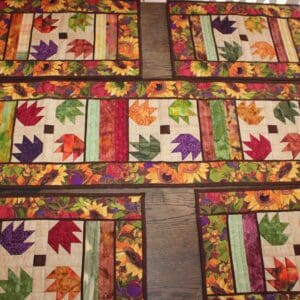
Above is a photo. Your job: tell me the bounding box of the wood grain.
[141,3,173,79]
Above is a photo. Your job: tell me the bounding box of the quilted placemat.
[195,187,300,299]
[168,1,300,79]
[0,192,146,299]
[0,0,140,79]
[0,80,299,187]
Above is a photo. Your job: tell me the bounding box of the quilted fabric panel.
[0,193,146,300]
[168,1,300,79]
[195,188,300,299]
[0,0,140,78]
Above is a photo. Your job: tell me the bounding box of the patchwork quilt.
[195,188,300,299]
[0,193,146,299]
[0,0,140,78]
[168,1,300,79]
[0,80,299,187]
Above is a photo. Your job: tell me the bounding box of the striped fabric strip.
[83,221,100,300]
[100,100,128,161]
[198,101,215,160]
[99,221,114,299]
[278,18,299,62]
[190,15,207,60]
[228,215,251,293]
[288,19,300,59]
[200,16,217,61]
[5,13,23,59]
[268,18,288,62]
[100,100,115,161]
[95,14,107,60]
[224,100,242,160]
[209,100,231,160]
[242,214,265,292]
[114,100,128,161]
[170,15,195,60]
[85,100,100,162]
[106,14,117,59]
[16,13,33,59]
[0,101,16,162]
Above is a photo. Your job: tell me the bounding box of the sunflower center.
[231,84,240,92]
[259,194,270,202]
[278,163,292,179]
[237,67,243,74]
[115,1,124,9]
[40,170,59,185]
[89,210,101,218]
[162,173,172,182]
[116,61,126,69]
[156,83,163,91]
[13,84,27,97]
[42,63,50,71]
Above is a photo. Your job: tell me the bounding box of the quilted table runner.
[0,0,140,79]
[0,80,299,187]
[168,1,300,79]
[0,192,146,299]
[195,187,300,299]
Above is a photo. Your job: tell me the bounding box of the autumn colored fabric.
[0,193,146,300]
[168,1,300,79]
[0,80,299,187]
[0,0,140,78]
[196,188,300,299]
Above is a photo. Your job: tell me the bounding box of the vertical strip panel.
[242,214,265,292]
[5,14,23,59]
[190,15,207,60]
[115,100,128,161]
[268,18,288,62]
[106,14,117,59]
[201,215,235,295]
[200,16,217,61]
[288,19,300,60]
[198,101,215,160]
[209,100,231,160]
[224,100,242,160]
[100,100,115,161]
[0,101,16,162]
[85,100,100,162]
[170,15,195,60]
[83,221,100,300]
[278,18,299,62]
[99,221,114,299]
[228,215,251,293]
[16,13,33,59]
[95,14,107,60]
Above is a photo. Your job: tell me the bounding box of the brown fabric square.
[294,244,300,255]
[268,125,278,133]
[160,125,170,134]
[44,125,54,134]
[33,255,46,266]
[239,34,248,41]
[59,32,68,39]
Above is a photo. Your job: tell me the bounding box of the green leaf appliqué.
[56,100,84,124]
[259,213,289,245]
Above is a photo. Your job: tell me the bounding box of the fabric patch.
[0,1,140,78]
[196,188,300,299]
[168,1,300,79]
[0,193,146,300]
